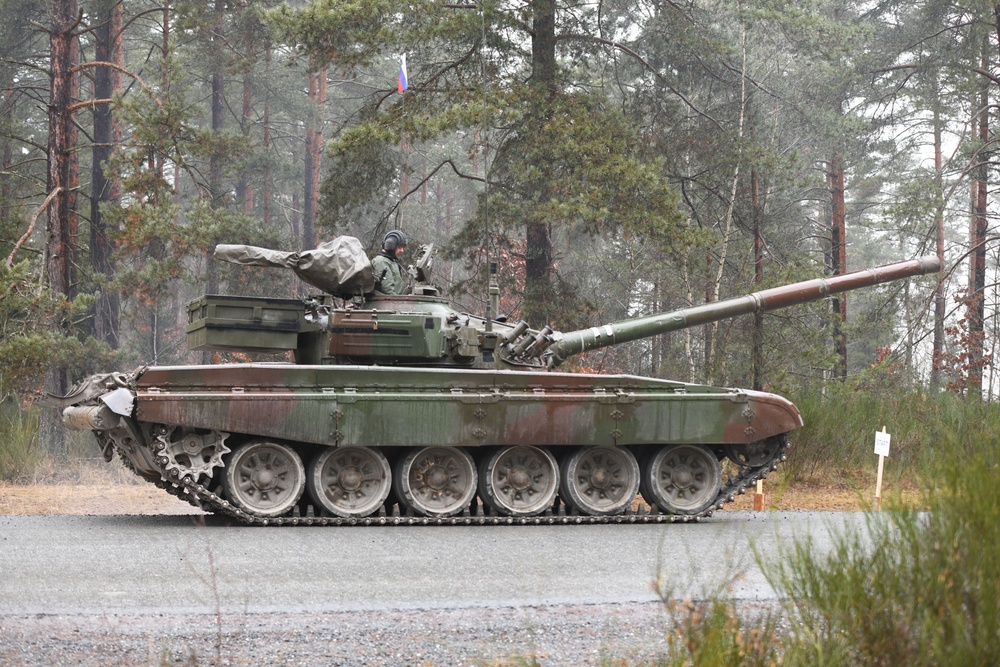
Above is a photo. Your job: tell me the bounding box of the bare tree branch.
[6,187,62,269]
[558,33,725,131]
[70,61,156,99]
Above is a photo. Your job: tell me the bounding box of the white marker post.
[873,426,891,511]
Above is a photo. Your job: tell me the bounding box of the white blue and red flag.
[398,54,408,93]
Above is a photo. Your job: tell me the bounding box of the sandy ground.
[0,481,205,516]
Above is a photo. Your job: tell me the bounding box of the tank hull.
[133,364,801,449]
[60,364,799,525]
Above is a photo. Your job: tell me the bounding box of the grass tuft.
[642,391,1000,667]
[789,386,1000,482]
[0,400,42,482]
[657,597,784,667]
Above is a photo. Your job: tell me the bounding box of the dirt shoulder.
[0,482,204,516]
[0,477,919,515]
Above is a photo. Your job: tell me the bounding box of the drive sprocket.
[154,426,230,482]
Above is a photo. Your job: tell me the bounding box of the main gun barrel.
[545,255,942,368]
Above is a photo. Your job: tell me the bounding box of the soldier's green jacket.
[372,253,406,294]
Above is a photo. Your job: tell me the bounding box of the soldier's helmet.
[383,230,408,252]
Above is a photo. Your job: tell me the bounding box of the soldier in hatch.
[372,230,408,294]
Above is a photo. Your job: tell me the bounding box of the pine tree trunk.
[751,167,764,391]
[967,47,989,400]
[524,219,553,324]
[155,0,170,180]
[703,251,713,372]
[43,0,79,456]
[236,75,253,214]
[828,151,847,381]
[48,3,74,300]
[67,33,79,296]
[262,48,272,228]
[303,68,326,251]
[202,0,225,363]
[707,24,748,384]
[2,89,12,223]
[303,75,316,250]
[90,0,123,348]
[1,145,9,220]
[209,0,225,207]
[524,0,556,325]
[931,77,946,393]
[236,12,255,216]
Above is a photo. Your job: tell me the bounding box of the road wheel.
[224,440,305,518]
[559,446,639,516]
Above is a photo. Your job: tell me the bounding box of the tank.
[53,248,941,525]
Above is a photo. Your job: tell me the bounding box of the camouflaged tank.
[56,247,941,526]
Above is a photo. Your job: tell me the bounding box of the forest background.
[0,0,996,464]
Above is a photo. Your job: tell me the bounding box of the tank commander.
[372,230,408,294]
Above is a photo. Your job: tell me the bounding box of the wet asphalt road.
[0,511,871,616]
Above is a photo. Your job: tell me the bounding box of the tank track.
[148,439,790,527]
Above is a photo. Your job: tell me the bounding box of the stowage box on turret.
[53,243,941,526]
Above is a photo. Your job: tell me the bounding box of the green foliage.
[273,0,698,326]
[445,91,693,325]
[764,414,1000,666]
[641,393,1000,667]
[0,399,40,481]
[789,385,1000,480]
[267,0,408,68]
[0,262,114,397]
[0,262,57,396]
[490,92,687,243]
[318,131,399,235]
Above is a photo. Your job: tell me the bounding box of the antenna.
[480,4,493,332]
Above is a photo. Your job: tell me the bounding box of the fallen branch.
[5,187,63,270]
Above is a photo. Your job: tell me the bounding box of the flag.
[398,54,408,93]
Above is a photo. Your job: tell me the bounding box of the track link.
[150,438,790,527]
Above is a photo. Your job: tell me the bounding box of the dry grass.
[0,453,923,516]
[0,455,203,515]
[726,465,924,512]
[726,480,921,511]
[1,473,918,517]
[0,481,203,515]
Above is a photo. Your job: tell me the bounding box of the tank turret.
[187,253,941,371]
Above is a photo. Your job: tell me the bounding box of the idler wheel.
[558,446,639,516]
[724,439,779,468]
[395,446,477,517]
[307,446,391,518]
[223,440,306,518]
[641,444,722,515]
[480,446,559,517]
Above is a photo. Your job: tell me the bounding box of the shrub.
[765,418,1000,666]
[0,400,41,482]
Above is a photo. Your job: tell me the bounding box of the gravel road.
[3,602,691,666]
[0,511,866,665]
